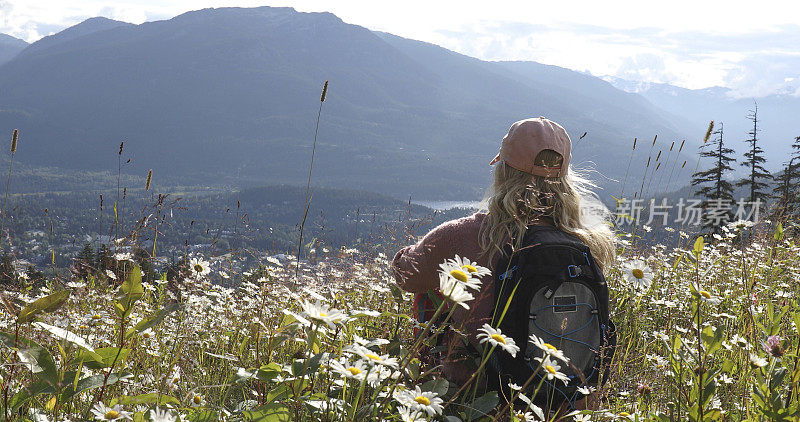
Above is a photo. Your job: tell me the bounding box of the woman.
[391,117,615,398]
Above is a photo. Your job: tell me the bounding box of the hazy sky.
[2,0,799,97]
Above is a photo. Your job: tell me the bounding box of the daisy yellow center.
[699,290,711,299]
[92,314,102,320]
[462,264,477,273]
[632,269,644,279]
[173,377,180,383]
[545,365,556,374]
[142,332,150,339]
[194,264,204,273]
[104,410,120,420]
[619,412,631,417]
[347,367,362,375]
[543,343,557,351]
[490,334,507,344]
[365,353,382,361]
[450,269,468,283]
[319,312,328,317]
[414,396,431,406]
[193,395,202,405]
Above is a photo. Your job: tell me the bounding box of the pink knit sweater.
[391,212,504,381]
[392,212,495,330]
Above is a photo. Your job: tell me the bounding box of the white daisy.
[347,344,398,368]
[477,324,520,357]
[114,252,133,262]
[148,407,176,422]
[394,386,443,417]
[535,356,571,385]
[398,407,427,422]
[105,270,117,280]
[438,275,475,309]
[299,300,347,329]
[438,262,482,292]
[514,410,537,421]
[90,404,132,421]
[528,334,570,363]
[696,288,721,305]
[622,259,653,290]
[730,334,751,349]
[188,257,211,278]
[328,358,367,381]
[445,255,491,279]
[749,354,768,368]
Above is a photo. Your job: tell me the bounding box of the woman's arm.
[391,219,460,293]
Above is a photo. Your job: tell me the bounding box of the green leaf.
[389,283,404,302]
[256,362,282,382]
[9,379,53,411]
[80,347,130,370]
[242,403,291,421]
[59,371,131,402]
[692,236,704,257]
[467,391,498,421]
[33,322,94,351]
[125,303,180,339]
[17,290,71,324]
[701,325,723,354]
[422,378,450,398]
[0,332,59,386]
[290,353,323,377]
[775,221,785,241]
[116,266,144,318]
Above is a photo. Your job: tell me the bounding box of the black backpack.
[486,225,616,409]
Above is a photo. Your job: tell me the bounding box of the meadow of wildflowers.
[0,214,798,421]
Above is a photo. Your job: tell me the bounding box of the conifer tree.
[737,103,772,203]
[773,136,800,216]
[692,122,736,233]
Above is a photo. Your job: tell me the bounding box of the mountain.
[0,34,27,66]
[0,7,692,200]
[16,17,132,59]
[605,77,800,173]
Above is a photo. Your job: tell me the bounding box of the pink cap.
[489,117,572,177]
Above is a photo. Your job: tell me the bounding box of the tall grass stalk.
[619,137,637,200]
[635,135,658,201]
[665,139,685,194]
[296,80,328,280]
[0,129,18,250]
[653,141,674,198]
[643,150,662,201]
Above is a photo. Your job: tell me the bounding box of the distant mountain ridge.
[605,76,800,172]
[0,6,693,200]
[0,34,27,66]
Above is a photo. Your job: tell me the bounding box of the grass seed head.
[321,80,329,102]
[704,121,714,143]
[145,169,152,191]
[11,129,18,153]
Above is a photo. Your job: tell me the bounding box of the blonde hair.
[479,150,615,271]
